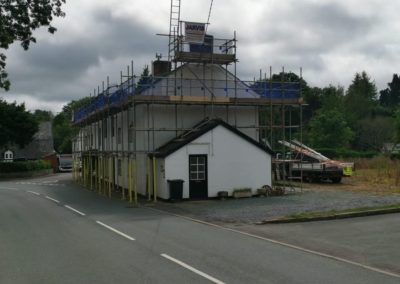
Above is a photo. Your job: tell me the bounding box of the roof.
[140,63,261,99]
[0,122,55,160]
[150,118,274,158]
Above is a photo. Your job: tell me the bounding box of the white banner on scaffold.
[184,22,206,43]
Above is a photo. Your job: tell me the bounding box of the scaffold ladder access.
[168,0,181,62]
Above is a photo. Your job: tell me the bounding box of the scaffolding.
[71,4,304,203]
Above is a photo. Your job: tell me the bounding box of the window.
[103,119,107,138]
[189,156,206,180]
[111,116,115,137]
[4,150,13,160]
[98,127,102,147]
[128,127,134,144]
[117,128,122,144]
[117,159,122,176]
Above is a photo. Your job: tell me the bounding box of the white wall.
[162,125,271,199]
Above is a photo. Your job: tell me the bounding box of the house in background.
[382,143,400,155]
[1,121,55,162]
[3,150,14,162]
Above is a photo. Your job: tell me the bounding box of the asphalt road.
[1,174,399,284]
[238,211,400,275]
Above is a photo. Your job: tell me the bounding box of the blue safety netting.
[73,85,134,123]
[250,81,301,98]
[73,78,301,123]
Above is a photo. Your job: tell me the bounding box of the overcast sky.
[1,0,400,113]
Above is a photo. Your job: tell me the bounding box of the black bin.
[167,179,184,201]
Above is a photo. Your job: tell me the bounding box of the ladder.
[167,0,181,97]
[168,0,181,63]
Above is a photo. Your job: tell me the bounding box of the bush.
[315,148,378,159]
[390,153,400,160]
[0,160,51,173]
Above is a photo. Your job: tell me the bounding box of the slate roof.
[140,63,260,99]
[150,118,274,158]
[0,121,55,160]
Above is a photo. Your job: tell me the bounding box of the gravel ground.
[147,187,400,224]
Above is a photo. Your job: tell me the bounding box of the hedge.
[315,148,378,159]
[0,160,51,173]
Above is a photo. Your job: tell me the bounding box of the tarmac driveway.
[149,187,400,224]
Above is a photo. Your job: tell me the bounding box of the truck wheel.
[331,177,342,183]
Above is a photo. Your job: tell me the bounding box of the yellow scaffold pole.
[153,156,157,202]
[128,158,133,204]
[89,155,93,191]
[83,157,86,187]
[97,156,103,194]
[74,159,77,181]
[133,158,138,207]
[108,157,112,198]
[102,157,106,195]
[147,157,151,201]
[121,159,126,201]
[96,157,99,193]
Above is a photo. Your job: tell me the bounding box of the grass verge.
[286,203,400,219]
[259,203,400,224]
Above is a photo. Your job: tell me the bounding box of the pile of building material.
[276,140,354,183]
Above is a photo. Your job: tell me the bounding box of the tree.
[395,108,400,144]
[353,116,394,151]
[302,86,322,123]
[308,109,354,148]
[33,109,53,123]
[344,71,378,125]
[320,85,345,112]
[0,0,66,90]
[53,97,91,154]
[379,74,400,109]
[0,98,38,148]
[135,65,152,93]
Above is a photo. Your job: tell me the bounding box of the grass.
[350,156,400,193]
[286,203,400,220]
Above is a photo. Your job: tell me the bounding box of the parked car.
[58,154,73,172]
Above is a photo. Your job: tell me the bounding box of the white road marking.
[27,191,40,196]
[16,181,65,187]
[0,187,18,190]
[64,205,86,216]
[42,180,58,184]
[161,253,225,284]
[95,221,135,241]
[147,207,400,279]
[45,196,60,203]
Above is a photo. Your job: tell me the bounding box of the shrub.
[232,187,252,193]
[315,148,378,159]
[0,160,51,173]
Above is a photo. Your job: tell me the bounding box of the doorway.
[189,155,208,199]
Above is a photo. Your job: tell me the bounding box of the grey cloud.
[1,0,399,111]
[255,1,374,52]
[26,43,99,73]
[236,1,378,78]
[2,5,166,103]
